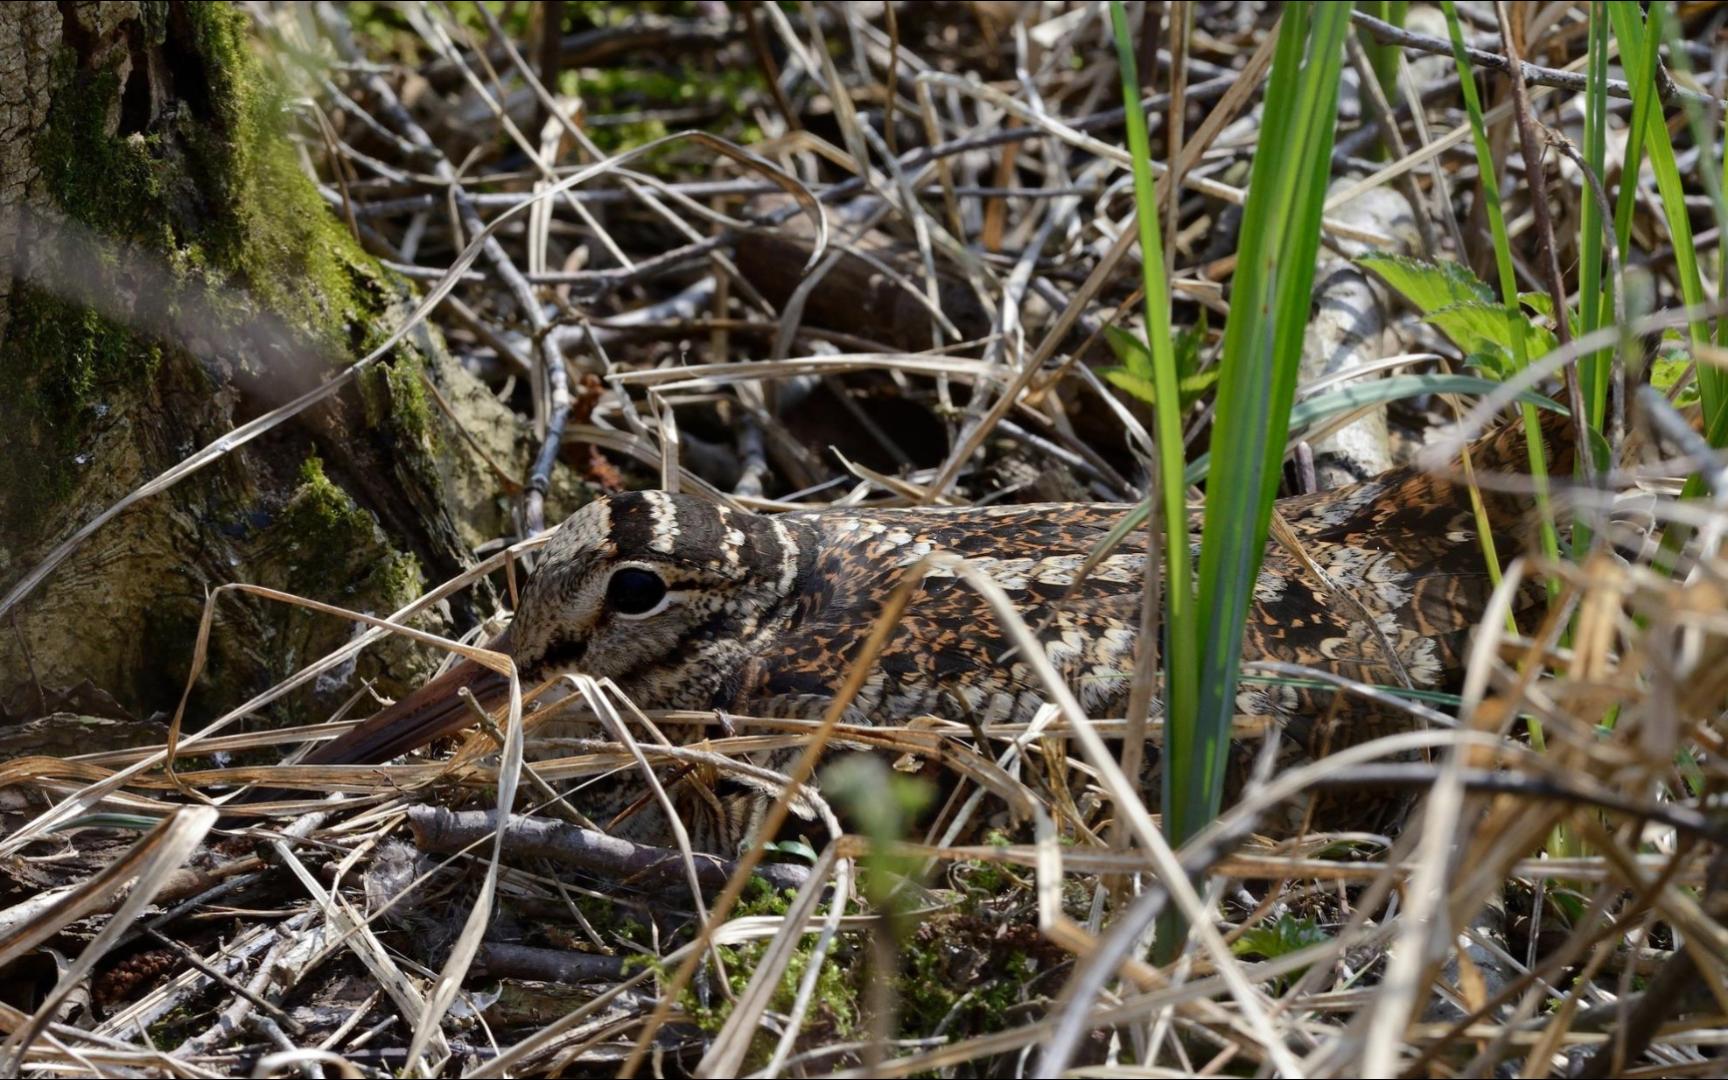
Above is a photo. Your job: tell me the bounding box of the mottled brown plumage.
[302,415,1567,845]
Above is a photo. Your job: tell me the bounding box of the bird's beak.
[301,630,516,767]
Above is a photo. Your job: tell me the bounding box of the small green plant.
[676,878,857,1056]
[1232,914,1331,990]
[1102,316,1215,412]
[1609,2,1723,436]
[1231,913,1331,962]
[1357,253,1559,379]
[820,754,934,909]
[762,837,819,863]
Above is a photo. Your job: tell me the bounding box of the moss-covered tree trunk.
[0,2,552,728]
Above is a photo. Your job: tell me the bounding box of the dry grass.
[2,2,1727,1077]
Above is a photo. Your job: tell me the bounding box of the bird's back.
[722,414,1566,828]
[745,415,1562,716]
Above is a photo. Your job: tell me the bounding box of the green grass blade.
[1579,1,1611,432]
[1610,0,1728,533]
[1650,4,1728,443]
[1610,2,1724,431]
[1607,0,1656,272]
[1358,1,1407,155]
[1105,0,1195,830]
[1440,1,1562,606]
[1175,4,1350,859]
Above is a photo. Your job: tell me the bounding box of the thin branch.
[1352,8,1725,108]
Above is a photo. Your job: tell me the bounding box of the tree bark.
[0,2,571,727]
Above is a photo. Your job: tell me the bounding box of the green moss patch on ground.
[657,879,859,1069]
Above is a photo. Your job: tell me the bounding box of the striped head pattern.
[508,492,818,707]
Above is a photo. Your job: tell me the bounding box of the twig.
[475,942,625,983]
[1352,9,1726,108]
[405,807,811,894]
[144,929,304,1036]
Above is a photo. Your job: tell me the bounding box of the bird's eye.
[606,567,668,616]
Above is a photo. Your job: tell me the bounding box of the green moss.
[145,1003,200,1048]
[0,286,164,537]
[385,353,434,441]
[284,457,372,557]
[615,917,650,948]
[173,5,447,491]
[897,932,961,1033]
[370,548,425,607]
[736,877,797,918]
[678,879,857,1066]
[896,918,1042,1039]
[342,2,427,62]
[174,2,390,358]
[566,891,654,951]
[277,455,422,605]
[32,63,171,243]
[359,351,436,447]
[560,59,766,157]
[33,2,382,337]
[683,935,857,1047]
[25,3,395,363]
[4,43,175,539]
[6,2,412,549]
[956,859,1010,905]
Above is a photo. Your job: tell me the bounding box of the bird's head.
[297,491,814,768]
[508,490,815,688]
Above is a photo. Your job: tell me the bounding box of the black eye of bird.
[606,567,668,616]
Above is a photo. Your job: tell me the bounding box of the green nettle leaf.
[1358,252,1493,313]
[1231,914,1332,960]
[1105,357,1219,410]
[1519,290,1555,317]
[1513,321,1559,365]
[1424,300,1558,376]
[1359,253,1560,381]
[1425,300,1519,359]
[1465,350,1512,381]
[1652,352,1702,406]
[1104,317,1219,410]
[1179,367,1221,401]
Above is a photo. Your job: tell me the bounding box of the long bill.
[300,631,516,767]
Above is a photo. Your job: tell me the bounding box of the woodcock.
[293,414,1568,845]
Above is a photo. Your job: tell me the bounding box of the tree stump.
[0,2,569,729]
